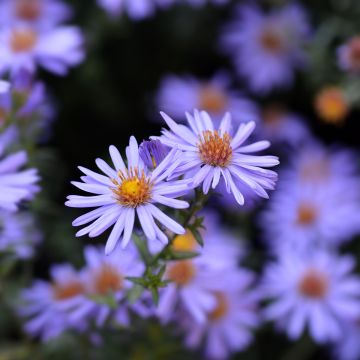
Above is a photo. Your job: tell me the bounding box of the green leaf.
[169,251,199,260]
[150,287,159,306]
[190,228,204,247]
[127,284,145,304]
[126,276,148,286]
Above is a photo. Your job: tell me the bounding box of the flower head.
[220,4,310,93]
[0,24,84,76]
[262,250,360,343]
[157,110,279,205]
[66,136,190,255]
[0,127,39,211]
[338,36,360,73]
[156,73,258,124]
[0,210,41,259]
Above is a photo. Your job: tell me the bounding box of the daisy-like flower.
[0,210,41,259]
[157,110,279,206]
[0,23,84,76]
[180,269,259,359]
[157,219,245,324]
[0,80,10,94]
[337,36,360,73]
[156,72,258,125]
[61,245,147,328]
[0,0,71,29]
[258,104,310,148]
[220,3,310,94]
[0,127,39,211]
[66,137,189,255]
[19,264,87,341]
[97,0,174,19]
[261,179,360,253]
[262,250,360,343]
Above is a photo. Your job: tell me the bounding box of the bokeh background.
[2,0,360,359]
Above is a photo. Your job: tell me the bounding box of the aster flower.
[61,245,148,328]
[0,127,39,211]
[97,0,174,19]
[220,3,310,94]
[157,220,245,324]
[0,24,84,76]
[19,264,87,341]
[0,80,10,94]
[337,36,360,73]
[157,110,279,206]
[258,104,310,147]
[66,137,190,255]
[156,72,258,124]
[260,179,360,253]
[0,0,71,29]
[263,250,360,343]
[180,270,259,359]
[0,210,41,259]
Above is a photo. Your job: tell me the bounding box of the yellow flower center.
[111,168,152,207]
[94,264,123,295]
[298,270,328,299]
[296,203,318,225]
[167,261,196,286]
[315,87,349,124]
[172,229,197,252]
[208,292,229,321]
[15,0,42,21]
[260,29,284,53]
[262,104,285,129]
[53,281,84,300]
[198,130,233,167]
[199,85,228,113]
[10,29,38,53]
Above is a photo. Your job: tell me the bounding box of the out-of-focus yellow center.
[262,104,285,129]
[199,85,228,114]
[167,261,196,286]
[300,158,330,183]
[315,87,349,124]
[198,130,233,167]
[296,203,318,225]
[298,270,328,299]
[172,230,197,252]
[260,29,284,53]
[53,281,84,300]
[111,168,152,207]
[15,0,42,21]
[10,29,37,53]
[94,264,123,295]
[208,292,229,321]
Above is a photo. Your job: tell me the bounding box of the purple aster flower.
[220,3,310,94]
[0,0,71,30]
[337,36,360,73]
[0,80,10,94]
[262,250,360,343]
[261,179,360,253]
[97,0,174,19]
[157,110,279,206]
[258,104,310,148]
[19,264,87,341]
[180,269,259,359]
[61,245,147,328]
[0,127,39,211]
[0,210,41,259]
[0,24,85,76]
[139,139,169,171]
[156,72,258,125]
[66,136,190,255]
[157,219,245,324]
